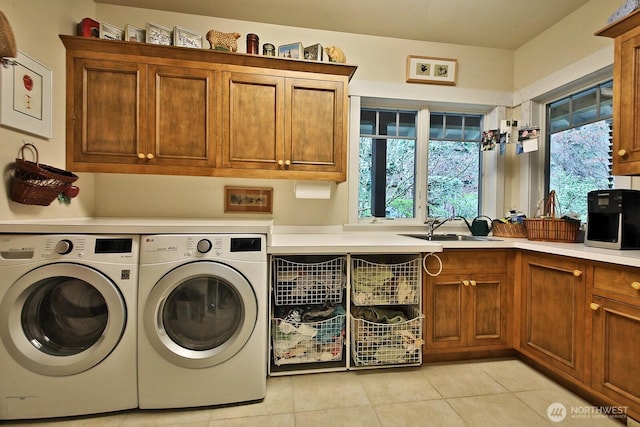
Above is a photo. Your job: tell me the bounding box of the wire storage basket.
[351,255,421,306]
[350,305,423,367]
[523,191,580,243]
[10,143,78,206]
[272,256,346,306]
[272,310,345,365]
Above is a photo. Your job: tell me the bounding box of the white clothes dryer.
[137,234,267,409]
[0,234,139,420]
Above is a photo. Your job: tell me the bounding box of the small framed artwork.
[173,26,203,48]
[224,186,273,214]
[99,22,124,40]
[304,43,323,61]
[145,22,173,46]
[125,24,145,42]
[406,55,457,85]
[0,51,52,138]
[278,42,303,59]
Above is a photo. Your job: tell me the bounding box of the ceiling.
[94,0,594,50]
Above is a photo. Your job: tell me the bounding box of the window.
[428,113,482,218]
[546,80,613,221]
[357,108,483,221]
[359,109,417,218]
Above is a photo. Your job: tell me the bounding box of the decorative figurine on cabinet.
[205,29,241,52]
[324,46,346,63]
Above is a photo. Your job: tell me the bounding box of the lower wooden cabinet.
[518,252,587,382]
[590,296,640,414]
[424,250,511,355]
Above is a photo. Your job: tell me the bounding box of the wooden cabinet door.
[425,272,507,350]
[520,253,586,381]
[613,27,640,175]
[426,274,465,350]
[147,65,217,169]
[467,273,507,347]
[69,57,146,169]
[591,296,640,414]
[286,78,345,177]
[221,72,284,170]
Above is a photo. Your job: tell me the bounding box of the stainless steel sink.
[400,233,502,242]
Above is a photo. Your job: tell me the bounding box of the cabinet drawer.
[593,264,640,299]
[427,249,508,273]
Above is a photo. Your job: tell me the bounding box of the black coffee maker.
[585,189,640,250]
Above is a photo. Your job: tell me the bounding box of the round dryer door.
[144,260,258,368]
[0,263,126,376]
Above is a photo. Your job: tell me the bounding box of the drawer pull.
[573,270,583,277]
[462,280,470,287]
[589,303,601,311]
[632,281,640,290]
[278,159,284,166]
[470,280,477,287]
[138,153,146,159]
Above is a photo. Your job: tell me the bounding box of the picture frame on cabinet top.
[173,26,203,48]
[125,24,145,42]
[0,51,52,138]
[99,22,124,40]
[145,22,173,45]
[278,42,303,59]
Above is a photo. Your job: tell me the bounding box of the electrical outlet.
[512,120,518,127]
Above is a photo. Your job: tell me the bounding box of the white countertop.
[0,217,273,235]
[0,218,639,267]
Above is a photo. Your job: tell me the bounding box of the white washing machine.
[137,234,267,409]
[0,234,139,420]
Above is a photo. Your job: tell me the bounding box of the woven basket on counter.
[10,143,78,206]
[523,191,580,243]
[492,221,527,238]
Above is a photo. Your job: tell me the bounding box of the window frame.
[348,97,493,226]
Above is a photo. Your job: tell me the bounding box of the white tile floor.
[2,359,627,426]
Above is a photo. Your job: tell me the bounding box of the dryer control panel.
[140,234,266,264]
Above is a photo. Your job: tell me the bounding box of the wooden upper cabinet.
[71,57,145,166]
[148,65,216,169]
[597,10,640,175]
[61,35,356,180]
[222,72,284,171]
[221,72,347,180]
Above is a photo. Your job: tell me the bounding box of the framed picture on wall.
[0,51,52,138]
[406,55,457,85]
[224,186,273,213]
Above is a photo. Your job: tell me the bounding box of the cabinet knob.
[278,159,284,166]
[138,153,146,159]
[284,160,291,166]
[589,302,601,311]
[462,280,470,287]
[470,280,477,287]
[618,149,627,158]
[632,281,640,290]
[573,270,583,277]
[146,153,154,160]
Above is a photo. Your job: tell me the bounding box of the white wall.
[0,0,96,220]
[0,0,620,224]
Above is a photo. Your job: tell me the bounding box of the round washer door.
[143,261,257,369]
[0,263,126,376]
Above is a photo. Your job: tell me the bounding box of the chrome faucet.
[424,217,452,236]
